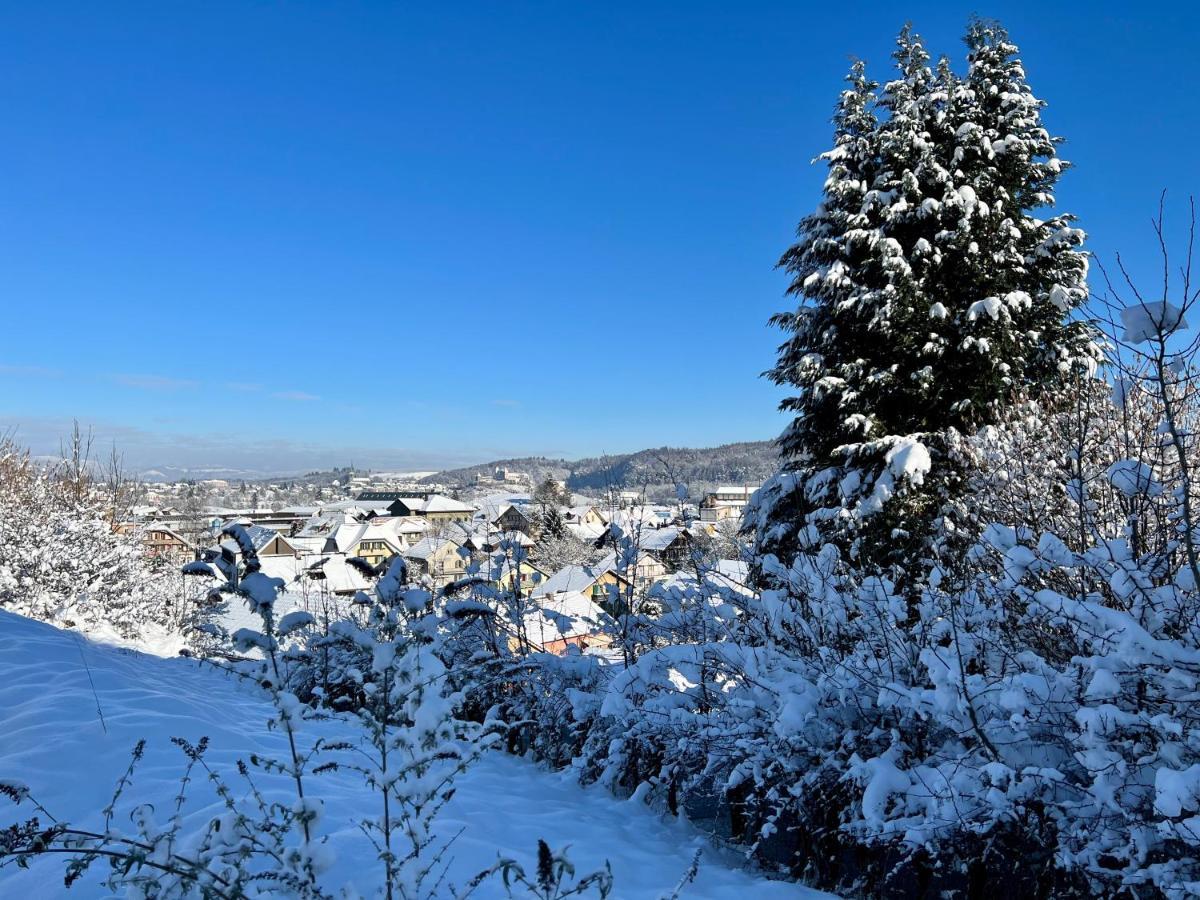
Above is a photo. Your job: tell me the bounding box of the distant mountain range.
[136,465,277,483]
[132,441,782,495]
[424,440,780,498]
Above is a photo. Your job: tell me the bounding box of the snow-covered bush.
[0,436,193,643]
[463,840,615,899]
[2,523,506,898]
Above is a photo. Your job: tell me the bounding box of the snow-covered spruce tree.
[755,21,1098,583]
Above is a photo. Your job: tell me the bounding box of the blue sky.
[0,2,1195,473]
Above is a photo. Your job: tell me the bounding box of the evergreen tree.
[541,504,567,540]
[755,20,1098,582]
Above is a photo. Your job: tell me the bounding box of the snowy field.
[0,611,830,898]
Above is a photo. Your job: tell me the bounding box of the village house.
[251,527,300,558]
[301,553,372,598]
[530,557,631,610]
[473,491,527,522]
[323,517,428,567]
[403,536,468,587]
[391,494,476,525]
[116,522,194,561]
[564,505,608,528]
[699,484,759,522]
[492,502,540,535]
[627,549,669,588]
[637,525,694,571]
[353,489,434,517]
[521,591,611,655]
[476,556,550,595]
[597,523,694,573]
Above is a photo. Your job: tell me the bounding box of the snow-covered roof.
[403,536,462,561]
[259,555,308,585]
[530,557,617,599]
[425,495,476,513]
[394,495,476,515]
[490,529,536,547]
[492,502,536,521]
[637,526,687,553]
[326,517,421,555]
[607,506,675,532]
[444,520,490,546]
[566,522,605,542]
[287,535,327,555]
[302,553,370,594]
[243,524,284,553]
[472,491,532,522]
[322,498,394,513]
[476,556,546,583]
[523,591,607,648]
[297,511,360,537]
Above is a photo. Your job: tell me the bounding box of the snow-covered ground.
[0,611,830,898]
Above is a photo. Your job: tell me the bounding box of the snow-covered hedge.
[0,438,193,643]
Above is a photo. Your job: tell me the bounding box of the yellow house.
[530,558,631,607]
[480,557,550,595]
[351,537,403,567]
[326,518,427,567]
[565,505,608,528]
[403,536,468,587]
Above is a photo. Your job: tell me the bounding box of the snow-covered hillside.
[0,612,829,898]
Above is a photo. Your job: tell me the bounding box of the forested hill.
[425,440,779,497]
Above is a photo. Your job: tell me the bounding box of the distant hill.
[425,440,780,499]
[136,465,279,483]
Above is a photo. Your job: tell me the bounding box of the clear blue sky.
[0,1,1195,473]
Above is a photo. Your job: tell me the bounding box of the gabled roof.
[327,517,420,554]
[443,520,490,547]
[403,536,463,561]
[302,553,371,594]
[472,491,531,521]
[476,556,547,583]
[244,524,284,553]
[426,494,476,513]
[530,555,620,599]
[395,494,476,515]
[523,591,607,648]
[565,522,605,542]
[142,525,193,546]
[490,529,536,547]
[493,503,539,525]
[637,526,688,553]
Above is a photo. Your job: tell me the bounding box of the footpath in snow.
[0,612,831,898]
